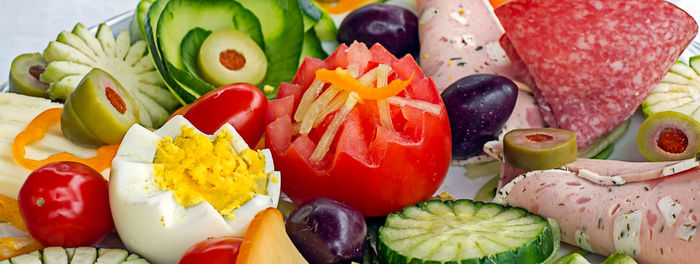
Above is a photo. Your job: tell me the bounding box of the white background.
[0,0,140,79]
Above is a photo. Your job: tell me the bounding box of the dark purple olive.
[337,4,419,57]
[441,74,518,159]
[286,197,367,264]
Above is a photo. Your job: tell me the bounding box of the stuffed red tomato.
[265,42,451,216]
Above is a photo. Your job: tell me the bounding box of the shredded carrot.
[11,108,119,172]
[315,68,413,100]
[317,0,379,15]
[0,236,44,260]
[0,195,25,232]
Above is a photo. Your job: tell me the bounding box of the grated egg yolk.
[153,126,269,219]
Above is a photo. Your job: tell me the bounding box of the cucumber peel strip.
[578,119,630,159]
[180,27,212,80]
[474,175,499,202]
[543,218,562,264]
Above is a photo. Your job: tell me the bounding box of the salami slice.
[495,0,698,149]
[417,0,524,92]
[496,163,700,264]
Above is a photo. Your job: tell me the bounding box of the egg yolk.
[153,126,269,219]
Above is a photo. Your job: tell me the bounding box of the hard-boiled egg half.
[109,115,280,264]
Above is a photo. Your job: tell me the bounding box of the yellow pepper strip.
[0,236,44,260]
[11,108,119,172]
[315,68,413,100]
[0,195,25,232]
[316,0,379,15]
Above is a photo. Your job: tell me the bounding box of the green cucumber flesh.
[135,0,155,41]
[144,0,196,105]
[378,199,556,264]
[7,248,150,264]
[552,253,589,264]
[600,253,637,264]
[237,0,304,99]
[690,55,700,75]
[300,29,328,65]
[179,27,211,80]
[155,0,264,101]
[642,59,700,121]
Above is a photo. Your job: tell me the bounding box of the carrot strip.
[315,68,412,100]
[11,108,119,172]
[317,0,379,15]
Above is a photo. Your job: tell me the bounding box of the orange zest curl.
[11,108,119,172]
[315,68,413,100]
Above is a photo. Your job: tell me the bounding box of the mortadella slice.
[417,0,523,92]
[495,0,698,149]
[495,162,700,264]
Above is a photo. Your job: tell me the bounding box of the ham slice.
[495,0,698,149]
[417,0,523,92]
[495,161,700,264]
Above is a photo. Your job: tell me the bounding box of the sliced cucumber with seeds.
[377,199,558,264]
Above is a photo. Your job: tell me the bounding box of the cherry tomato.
[183,83,268,147]
[265,43,452,216]
[17,161,113,247]
[179,237,243,264]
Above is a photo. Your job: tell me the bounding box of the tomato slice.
[265,42,451,216]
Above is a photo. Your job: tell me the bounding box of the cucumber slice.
[6,247,149,264]
[552,253,589,264]
[377,199,557,264]
[43,247,68,264]
[600,253,637,264]
[10,253,41,264]
[642,56,700,123]
[70,248,97,264]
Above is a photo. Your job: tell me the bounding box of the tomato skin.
[266,43,452,216]
[17,161,113,247]
[183,83,268,147]
[179,237,243,264]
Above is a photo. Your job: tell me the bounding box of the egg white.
[109,115,280,264]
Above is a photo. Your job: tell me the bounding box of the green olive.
[503,128,577,170]
[637,111,700,162]
[197,28,267,86]
[61,68,139,146]
[9,53,49,98]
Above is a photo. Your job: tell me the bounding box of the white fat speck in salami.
[575,230,593,252]
[658,196,682,229]
[613,211,642,257]
[495,0,698,150]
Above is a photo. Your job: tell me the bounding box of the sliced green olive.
[504,128,577,170]
[9,53,49,98]
[197,28,267,86]
[637,111,700,162]
[61,68,139,146]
